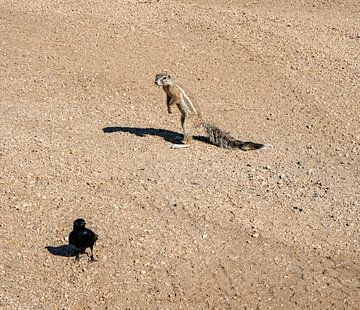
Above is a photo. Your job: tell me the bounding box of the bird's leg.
[74,248,85,262]
[74,252,81,262]
[89,246,97,262]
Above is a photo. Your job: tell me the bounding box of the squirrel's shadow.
[102,126,210,144]
[45,245,80,257]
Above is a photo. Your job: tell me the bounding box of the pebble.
[251,232,260,238]
[293,206,304,212]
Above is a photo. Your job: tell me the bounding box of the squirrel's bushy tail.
[203,123,269,150]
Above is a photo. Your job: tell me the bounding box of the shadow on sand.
[45,245,80,257]
[102,126,211,145]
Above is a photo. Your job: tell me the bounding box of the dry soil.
[1,0,360,309]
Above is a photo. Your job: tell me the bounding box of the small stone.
[251,232,260,238]
[293,206,304,212]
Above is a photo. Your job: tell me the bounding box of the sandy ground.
[1,0,360,309]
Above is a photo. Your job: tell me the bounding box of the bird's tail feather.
[203,123,269,150]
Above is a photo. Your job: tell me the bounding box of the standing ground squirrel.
[155,73,270,150]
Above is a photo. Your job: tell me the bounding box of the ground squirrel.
[155,73,270,150]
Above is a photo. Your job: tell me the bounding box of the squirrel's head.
[155,73,173,86]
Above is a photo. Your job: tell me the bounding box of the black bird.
[69,218,98,261]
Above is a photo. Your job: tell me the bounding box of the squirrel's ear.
[168,75,171,78]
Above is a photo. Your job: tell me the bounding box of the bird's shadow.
[102,126,211,145]
[45,245,80,257]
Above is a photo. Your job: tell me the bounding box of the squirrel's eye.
[162,76,167,80]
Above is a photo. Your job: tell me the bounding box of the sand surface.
[1,0,360,309]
